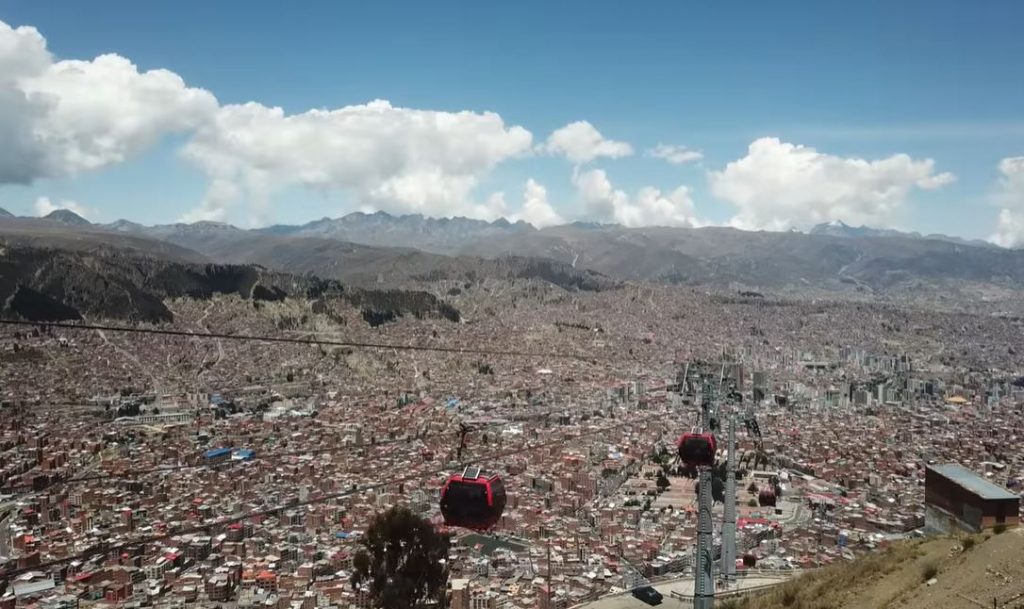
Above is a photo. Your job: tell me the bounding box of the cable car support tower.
[694,380,716,609]
[722,415,737,588]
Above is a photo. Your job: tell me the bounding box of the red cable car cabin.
[758,489,777,507]
[440,466,507,530]
[677,433,717,467]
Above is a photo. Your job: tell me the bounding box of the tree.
[656,472,671,490]
[350,506,450,609]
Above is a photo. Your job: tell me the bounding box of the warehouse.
[925,463,1020,533]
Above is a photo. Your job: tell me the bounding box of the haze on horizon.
[0,1,1023,245]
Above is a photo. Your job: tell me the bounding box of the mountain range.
[4,209,1024,298]
[808,219,996,248]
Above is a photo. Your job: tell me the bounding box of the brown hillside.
[726,528,1024,609]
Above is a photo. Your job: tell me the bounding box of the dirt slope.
[729,528,1024,609]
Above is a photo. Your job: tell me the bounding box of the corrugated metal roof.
[12,578,56,597]
[929,464,1019,500]
[204,447,231,459]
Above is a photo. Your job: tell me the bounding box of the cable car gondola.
[677,432,717,467]
[439,466,507,530]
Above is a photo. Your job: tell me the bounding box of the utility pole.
[546,539,552,609]
[722,416,737,587]
[694,379,716,609]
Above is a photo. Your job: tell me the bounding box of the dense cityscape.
[3,3,1024,608]
[3,284,1022,609]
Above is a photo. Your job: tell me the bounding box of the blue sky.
[1,1,1023,241]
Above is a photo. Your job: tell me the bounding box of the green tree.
[351,506,450,609]
[656,472,671,490]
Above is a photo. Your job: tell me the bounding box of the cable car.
[758,489,777,507]
[439,466,507,530]
[677,433,717,466]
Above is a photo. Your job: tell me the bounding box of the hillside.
[460,224,1024,292]
[0,244,461,324]
[732,529,1024,609]
[11,210,1024,297]
[107,221,613,291]
[108,211,1024,294]
[0,217,208,264]
[256,210,536,253]
[43,209,92,226]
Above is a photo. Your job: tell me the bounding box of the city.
[2,282,1023,608]
[2,2,1024,608]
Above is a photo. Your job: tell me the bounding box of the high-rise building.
[451,579,471,609]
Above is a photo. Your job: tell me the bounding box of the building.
[924,463,1020,533]
[450,579,470,609]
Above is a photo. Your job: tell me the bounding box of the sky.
[1,1,1023,244]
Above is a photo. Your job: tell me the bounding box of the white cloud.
[645,143,703,165]
[709,137,955,231]
[989,157,1024,247]
[574,168,699,228]
[33,196,93,219]
[0,19,217,185]
[3,19,541,225]
[512,179,564,228]
[181,100,533,223]
[180,179,239,223]
[544,121,633,165]
[477,180,564,228]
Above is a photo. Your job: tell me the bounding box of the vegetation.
[727,542,927,609]
[920,559,939,581]
[350,506,450,609]
[960,536,975,551]
[993,523,1007,534]
[656,472,671,489]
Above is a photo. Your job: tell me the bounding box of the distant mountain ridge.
[43,209,91,226]
[0,207,12,218]
[808,219,996,248]
[0,214,610,292]
[7,209,1024,296]
[256,211,537,254]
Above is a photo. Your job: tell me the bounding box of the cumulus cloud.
[0,19,217,184]
[181,100,533,222]
[989,157,1024,247]
[544,121,633,165]
[709,137,955,231]
[645,143,703,165]
[3,19,538,226]
[34,196,93,219]
[513,179,564,228]
[574,168,699,228]
[475,180,564,228]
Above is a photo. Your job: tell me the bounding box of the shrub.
[780,585,799,606]
[921,560,939,581]
[994,523,1007,534]
[961,536,976,551]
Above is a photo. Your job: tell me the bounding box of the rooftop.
[928,463,1019,501]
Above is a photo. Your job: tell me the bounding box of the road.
[574,574,792,609]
